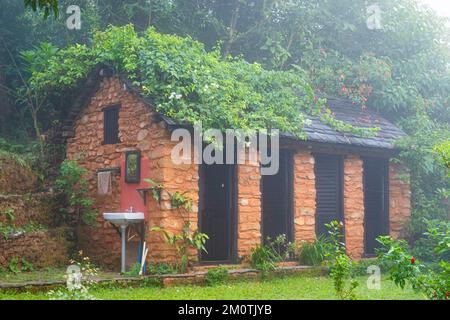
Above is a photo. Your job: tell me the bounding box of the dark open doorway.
[262,150,294,244]
[199,163,237,263]
[315,154,344,237]
[363,158,389,255]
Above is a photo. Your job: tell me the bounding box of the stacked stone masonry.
[66,76,412,268]
[343,155,365,259]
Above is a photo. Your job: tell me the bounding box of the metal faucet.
[127,206,134,213]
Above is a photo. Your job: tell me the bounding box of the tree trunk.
[222,0,241,59]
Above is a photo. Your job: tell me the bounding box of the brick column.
[389,162,411,239]
[343,155,365,259]
[293,150,317,243]
[237,161,262,259]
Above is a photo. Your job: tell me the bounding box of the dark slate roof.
[282,97,406,150]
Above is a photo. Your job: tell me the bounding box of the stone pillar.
[237,160,262,259]
[389,162,411,239]
[343,155,365,259]
[293,150,317,243]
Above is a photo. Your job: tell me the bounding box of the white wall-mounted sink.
[103,212,145,227]
[103,211,145,273]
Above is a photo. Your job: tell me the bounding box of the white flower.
[305,119,313,126]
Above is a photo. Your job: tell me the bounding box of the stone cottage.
[63,65,411,269]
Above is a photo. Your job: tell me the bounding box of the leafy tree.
[24,0,59,18]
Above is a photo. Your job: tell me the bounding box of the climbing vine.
[24,25,377,138]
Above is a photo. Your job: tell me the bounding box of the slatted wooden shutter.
[315,155,343,237]
[103,105,120,145]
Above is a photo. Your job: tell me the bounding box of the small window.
[103,105,120,144]
[125,151,141,183]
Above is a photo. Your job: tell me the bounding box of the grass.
[0,275,424,300]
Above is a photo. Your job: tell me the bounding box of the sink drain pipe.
[121,225,127,273]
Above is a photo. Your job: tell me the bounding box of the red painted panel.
[120,156,150,220]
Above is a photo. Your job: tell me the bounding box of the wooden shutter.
[103,105,120,144]
[315,155,343,237]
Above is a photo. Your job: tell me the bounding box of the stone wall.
[0,156,38,195]
[389,162,411,239]
[237,158,261,259]
[293,150,316,243]
[0,230,70,269]
[343,155,365,259]
[0,193,54,229]
[66,76,199,269]
[65,75,412,267]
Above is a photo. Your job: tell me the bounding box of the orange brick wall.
[237,158,262,259]
[343,155,365,259]
[66,76,411,267]
[67,76,199,268]
[293,150,317,243]
[389,162,411,239]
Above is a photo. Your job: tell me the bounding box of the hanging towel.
[98,171,112,195]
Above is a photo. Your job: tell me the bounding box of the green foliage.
[324,221,359,300]
[54,159,97,226]
[8,258,21,274]
[0,222,46,240]
[124,263,142,277]
[151,222,209,274]
[204,266,229,286]
[377,228,450,300]
[0,208,15,222]
[170,191,193,211]
[147,263,176,275]
[6,258,33,274]
[21,258,34,272]
[25,25,374,138]
[249,244,279,273]
[250,234,294,273]
[23,0,59,18]
[298,236,329,266]
[351,258,392,277]
[48,251,99,300]
[435,141,450,172]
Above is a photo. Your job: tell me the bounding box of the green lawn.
[0,275,424,300]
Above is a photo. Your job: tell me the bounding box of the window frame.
[102,104,121,145]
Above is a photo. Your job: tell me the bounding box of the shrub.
[377,232,450,300]
[147,263,177,275]
[325,221,359,300]
[351,258,392,277]
[205,266,229,286]
[123,263,141,277]
[298,236,329,266]
[54,159,97,226]
[151,221,208,274]
[250,234,294,273]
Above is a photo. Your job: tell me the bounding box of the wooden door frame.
[260,149,295,244]
[362,157,390,256]
[198,163,238,264]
